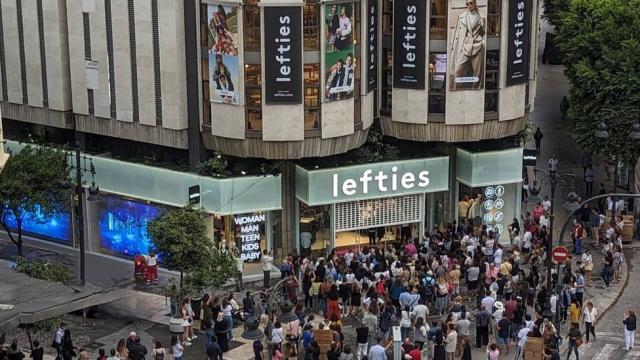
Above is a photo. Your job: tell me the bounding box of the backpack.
[375,280,385,296]
[379,310,392,332]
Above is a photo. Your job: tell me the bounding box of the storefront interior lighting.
[241,170,247,175]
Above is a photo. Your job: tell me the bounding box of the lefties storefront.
[295,157,450,257]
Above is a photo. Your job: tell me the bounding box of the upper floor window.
[382,0,392,36]
[487,0,501,37]
[244,0,260,51]
[484,50,499,112]
[304,0,320,50]
[428,52,446,114]
[430,0,447,39]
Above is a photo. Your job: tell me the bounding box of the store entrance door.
[332,194,424,253]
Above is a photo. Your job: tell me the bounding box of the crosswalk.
[575,332,640,360]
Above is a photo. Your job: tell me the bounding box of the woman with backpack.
[378,302,395,340]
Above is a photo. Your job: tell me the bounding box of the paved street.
[563,246,640,360]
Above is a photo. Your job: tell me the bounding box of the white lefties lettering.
[331,168,432,197]
[275,15,292,82]
[402,5,417,68]
[417,170,430,187]
[512,0,526,66]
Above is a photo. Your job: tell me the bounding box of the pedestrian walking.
[548,155,559,176]
[624,309,637,351]
[151,341,165,360]
[585,166,594,197]
[61,330,76,360]
[565,322,582,360]
[582,302,597,343]
[30,340,43,360]
[534,127,544,155]
[8,340,25,360]
[170,336,183,360]
[52,323,65,360]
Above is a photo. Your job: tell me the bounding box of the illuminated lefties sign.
[234,213,265,261]
[332,167,430,198]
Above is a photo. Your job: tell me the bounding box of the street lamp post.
[528,169,575,320]
[67,141,100,286]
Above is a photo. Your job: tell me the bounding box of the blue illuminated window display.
[3,206,72,243]
[98,195,162,257]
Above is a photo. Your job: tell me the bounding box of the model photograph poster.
[324,3,355,101]
[264,6,303,104]
[392,0,426,89]
[449,0,486,90]
[506,0,531,86]
[208,4,240,105]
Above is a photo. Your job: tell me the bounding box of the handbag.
[585,262,594,272]
[574,337,584,347]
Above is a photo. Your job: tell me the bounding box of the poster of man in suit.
[324,3,355,101]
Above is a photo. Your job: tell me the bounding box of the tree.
[555,0,640,165]
[542,0,570,29]
[148,207,236,304]
[0,145,70,256]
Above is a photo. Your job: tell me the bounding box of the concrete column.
[280,161,296,258]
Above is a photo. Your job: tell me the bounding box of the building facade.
[0,0,538,282]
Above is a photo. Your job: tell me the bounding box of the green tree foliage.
[148,207,236,303]
[0,145,70,256]
[542,0,570,29]
[147,208,211,275]
[14,257,72,283]
[556,0,640,165]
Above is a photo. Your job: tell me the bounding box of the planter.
[169,317,185,334]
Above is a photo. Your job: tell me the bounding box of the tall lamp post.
[64,141,100,286]
[526,169,575,319]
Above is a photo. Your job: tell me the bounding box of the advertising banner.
[264,6,303,103]
[208,4,240,105]
[324,3,355,101]
[392,0,426,89]
[234,212,266,262]
[506,0,531,86]
[449,0,486,90]
[367,0,378,93]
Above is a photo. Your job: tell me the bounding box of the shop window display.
[458,183,517,243]
[428,53,447,114]
[299,202,330,258]
[3,205,72,244]
[95,195,162,257]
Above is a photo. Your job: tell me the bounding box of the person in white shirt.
[514,326,532,360]
[262,250,274,288]
[583,301,597,343]
[444,323,457,359]
[481,294,495,314]
[542,196,552,212]
[548,155,559,175]
[493,247,503,265]
[411,300,429,322]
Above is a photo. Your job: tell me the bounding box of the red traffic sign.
[552,246,570,263]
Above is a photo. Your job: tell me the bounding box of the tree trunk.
[16,218,24,257]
